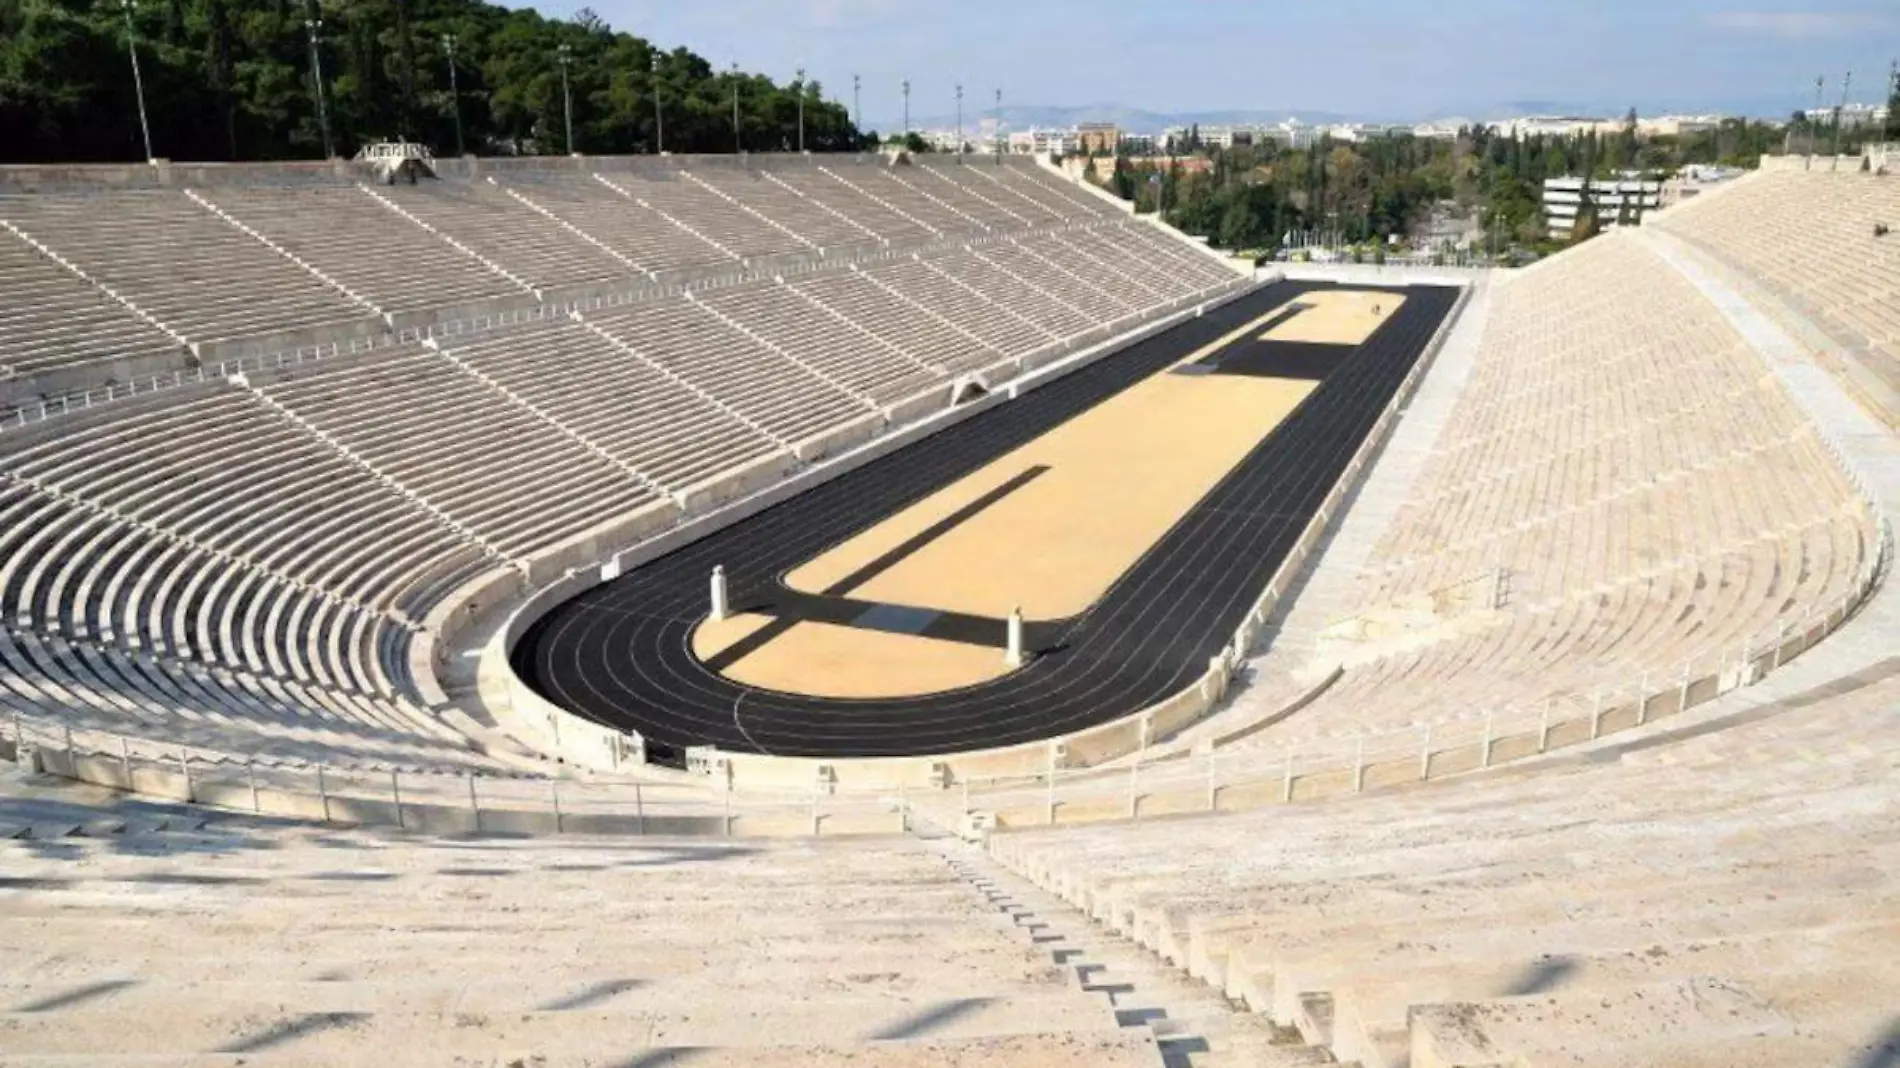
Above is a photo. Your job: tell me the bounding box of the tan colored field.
[696,617,1011,698]
[786,300,1343,620]
[1264,290,1403,345]
[690,290,1392,697]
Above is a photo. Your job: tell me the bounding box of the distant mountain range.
[872,94,1817,134]
[869,104,1355,134]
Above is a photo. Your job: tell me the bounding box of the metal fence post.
[178,748,192,803]
[550,779,562,834]
[1353,734,1366,793]
[723,784,732,838]
[317,764,331,822]
[1282,744,1296,802]
[391,769,404,830]
[467,774,480,834]
[1771,620,1786,670]
[1481,711,1495,769]
[1538,700,1551,754]
[634,781,645,836]
[248,761,260,813]
[1590,689,1604,740]
[119,736,131,785]
[1206,749,1219,812]
[1676,661,1691,715]
[1418,722,1433,780]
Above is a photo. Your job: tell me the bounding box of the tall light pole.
[795,67,806,153]
[852,74,861,141]
[901,79,910,148]
[120,0,156,162]
[304,13,333,159]
[956,83,964,158]
[556,44,574,155]
[731,62,742,153]
[442,34,465,157]
[651,54,664,154]
[994,88,1003,162]
[1831,70,1852,162]
[1808,75,1824,168]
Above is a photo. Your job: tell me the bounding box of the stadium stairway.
[988,659,1900,1068]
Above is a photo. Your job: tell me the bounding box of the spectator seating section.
[0,389,494,767]
[0,827,1161,1067]
[0,158,1244,774]
[0,190,374,347]
[1651,168,1900,419]
[0,158,1202,392]
[1228,231,1875,757]
[195,185,521,317]
[0,222,183,383]
[993,665,1900,1068]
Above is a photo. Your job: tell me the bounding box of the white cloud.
[1705,11,1895,38]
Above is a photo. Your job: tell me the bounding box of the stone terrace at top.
[0,153,1147,399]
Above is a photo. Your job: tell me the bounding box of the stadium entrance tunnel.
[510,280,1460,761]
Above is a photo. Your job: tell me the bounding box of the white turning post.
[710,565,730,622]
[1004,606,1025,667]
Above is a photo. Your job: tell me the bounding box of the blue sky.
[553,1,1897,125]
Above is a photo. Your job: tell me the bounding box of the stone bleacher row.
[0,158,1128,389]
[993,666,1900,1068]
[0,828,1163,1067]
[1653,168,1900,414]
[1229,231,1875,758]
[0,174,1240,773]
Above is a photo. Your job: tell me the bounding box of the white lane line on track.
[732,686,771,755]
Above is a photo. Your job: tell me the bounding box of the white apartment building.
[1542,175,1664,239]
[1007,127,1077,156]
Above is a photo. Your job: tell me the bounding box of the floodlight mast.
[442,34,465,157]
[557,44,575,155]
[305,13,334,159]
[119,0,159,162]
[652,54,664,154]
[956,83,964,158]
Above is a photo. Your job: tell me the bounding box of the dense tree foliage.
[1887,67,1900,142]
[1102,116,1795,256]
[0,0,865,163]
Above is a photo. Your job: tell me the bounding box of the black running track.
[514,281,1458,760]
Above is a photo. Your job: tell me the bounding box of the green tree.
[1886,64,1900,141]
[0,0,862,162]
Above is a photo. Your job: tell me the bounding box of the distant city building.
[1412,122,1466,140]
[1075,122,1120,155]
[1117,132,1158,156]
[1542,175,1664,239]
[1007,127,1077,156]
[1641,114,1723,137]
[1799,103,1891,129]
